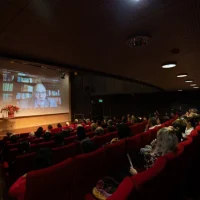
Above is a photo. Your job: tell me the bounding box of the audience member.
[47,125,53,133]
[57,123,62,128]
[18,141,30,155]
[9,148,52,200]
[35,127,43,138]
[61,129,70,138]
[43,132,52,142]
[172,119,187,142]
[111,124,130,143]
[183,117,195,138]
[91,123,97,131]
[54,133,65,147]
[130,127,178,175]
[6,132,18,143]
[107,120,116,133]
[145,117,160,131]
[76,126,97,153]
[94,127,104,137]
[28,132,35,139]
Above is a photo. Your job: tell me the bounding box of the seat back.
[52,143,79,165]
[64,135,77,145]
[11,152,36,182]
[38,141,56,149]
[72,148,105,200]
[130,124,139,135]
[25,158,74,200]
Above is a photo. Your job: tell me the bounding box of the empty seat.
[25,158,74,200]
[72,148,105,200]
[52,143,79,165]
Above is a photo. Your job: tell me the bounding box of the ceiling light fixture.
[162,63,176,69]
[177,73,188,78]
[178,90,183,91]
[126,34,151,47]
[193,87,199,89]
[185,80,193,83]
[190,84,197,87]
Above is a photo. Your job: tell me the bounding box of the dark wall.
[70,73,200,119]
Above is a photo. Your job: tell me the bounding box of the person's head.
[6,132,13,137]
[156,118,161,125]
[48,125,53,131]
[80,140,97,154]
[57,123,62,128]
[127,117,131,123]
[143,116,148,121]
[33,83,46,102]
[74,119,78,124]
[95,127,104,136]
[29,132,35,138]
[96,120,102,127]
[34,148,52,170]
[149,117,157,127]
[66,122,70,126]
[127,114,131,118]
[155,127,178,155]
[162,116,170,123]
[172,119,187,142]
[91,123,97,131]
[185,117,196,128]
[117,124,131,139]
[10,135,18,143]
[61,129,70,138]
[18,141,30,155]
[76,124,83,129]
[86,119,90,124]
[35,127,43,138]
[54,133,64,146]
[43,132,52,141]
[107,120,113,126]
[77,126,86,141]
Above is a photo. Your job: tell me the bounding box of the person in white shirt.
[182,117,195,138]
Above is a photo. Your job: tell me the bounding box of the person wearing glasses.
[20,83,57,108]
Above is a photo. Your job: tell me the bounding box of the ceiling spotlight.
[178,90,183,91]
[177,73,188,78]
[60,72,66,79]
[185,80,193,83]
[162,63,176,69]
[190,84,197,87]
[127,35,151,47]
[193,87,199,89]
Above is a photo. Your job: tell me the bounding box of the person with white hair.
[20,83,57,108]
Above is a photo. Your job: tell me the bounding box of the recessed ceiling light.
[177,73,188,78]
[178,90,183,91]
[190,84,197,87]
[193,87,199,89]
[162,63,176,69]
[185,80,193,83]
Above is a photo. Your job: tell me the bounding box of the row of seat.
[105,127,200,200]
[14,120,174,200]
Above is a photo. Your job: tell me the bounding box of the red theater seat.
[38,141,56,149]
[72,148,105,200]
[64,135,77,145]
[140,130,152,147]
[52,143,80,165]
[25,158,74,200]
[130,124,139,135]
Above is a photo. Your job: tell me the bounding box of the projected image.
[1,68,69,117]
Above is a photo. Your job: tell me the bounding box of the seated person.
[107,120,116,133]
[57,123,62,128]
[47,125,53,133]
[61,129,70,138]
[111,124,131,143]
[91,123,97,131]
[96,120,102,127]
[9,148,52,200]
[183,117,196,138]
[28,132,35,139]
[6,132,18,143]
[43,132,52,142]
[54,133,65,147]
[172,119,187,142]
[18,141,30,155]
[35,127,43,138]
[85,119,91,126]
[129,127,178,176]
[94,127,105,137]
[145,117,160,131]
[76,126,97,153]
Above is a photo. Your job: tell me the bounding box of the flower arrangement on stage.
[1,105,19,114]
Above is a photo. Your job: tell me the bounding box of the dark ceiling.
[0,0,200,91]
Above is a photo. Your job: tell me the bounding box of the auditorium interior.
[0,0,200,200]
